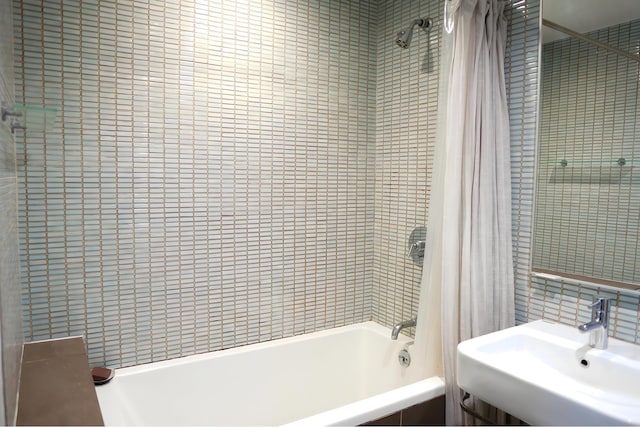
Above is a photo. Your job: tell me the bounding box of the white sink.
[457,320,640,425]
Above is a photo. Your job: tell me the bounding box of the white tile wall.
[372,0,441,330]
[14,0,376,368]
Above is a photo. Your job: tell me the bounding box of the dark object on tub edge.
[92,366,115,385]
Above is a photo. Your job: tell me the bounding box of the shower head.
[396,17,433,49]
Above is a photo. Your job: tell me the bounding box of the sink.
[457,319,640,425]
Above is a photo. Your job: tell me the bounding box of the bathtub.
[96,321,444,426]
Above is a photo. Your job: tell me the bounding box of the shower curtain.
[417,0,515,424]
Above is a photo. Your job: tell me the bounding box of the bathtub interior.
[96,322,442,426]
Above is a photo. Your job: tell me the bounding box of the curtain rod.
[542,18,640,64]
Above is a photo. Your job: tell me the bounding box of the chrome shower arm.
[396,17,433,49]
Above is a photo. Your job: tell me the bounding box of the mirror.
[532,0,640,290]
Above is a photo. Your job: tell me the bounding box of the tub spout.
[391,317,417,340]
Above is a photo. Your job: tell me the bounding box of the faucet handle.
[588,297,609,309]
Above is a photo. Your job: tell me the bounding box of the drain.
[398,349,411,367]
[580,359,589,367]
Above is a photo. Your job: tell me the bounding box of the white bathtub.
[96,321,444,426]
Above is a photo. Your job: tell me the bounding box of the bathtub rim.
[106,321,414,376]
[282,376,445,427]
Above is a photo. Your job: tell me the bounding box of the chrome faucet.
[391,316,417,340]
[578,297,610,349]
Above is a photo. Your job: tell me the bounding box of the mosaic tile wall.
[371,0,441,331]
[534,19,640,285]
[13,0,376,368]
[510,0,640,344]
[506,0,541,325]
[0,0,23,423]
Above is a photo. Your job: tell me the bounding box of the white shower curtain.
[417,0,515,424]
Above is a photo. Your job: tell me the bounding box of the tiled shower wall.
[510,1,640,343]
[371,1,441,329]
[14,0,376,368]
[0,0,23,422]
[507,0,540,324]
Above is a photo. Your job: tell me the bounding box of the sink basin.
[457,319,640,425]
